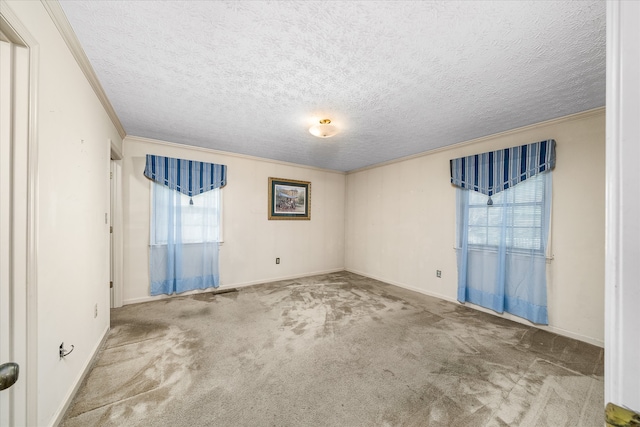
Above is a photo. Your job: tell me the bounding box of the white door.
[0,39,29,427]
[605,0,640,413]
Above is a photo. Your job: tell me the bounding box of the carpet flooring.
[61,271,604,426]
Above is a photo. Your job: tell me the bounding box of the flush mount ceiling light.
[309,119,339,138]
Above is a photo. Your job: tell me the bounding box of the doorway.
[110,155,123,308]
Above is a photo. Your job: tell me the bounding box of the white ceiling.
[59,0,606,172]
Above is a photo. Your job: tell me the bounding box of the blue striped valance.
[450,139,555,196]
[144,155,227,196]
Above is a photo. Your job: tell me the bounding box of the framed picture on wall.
[268,177,311,220]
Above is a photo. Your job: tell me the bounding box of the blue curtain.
[144,154,226,196]
[145,155,226,296]
[452,141,555,325]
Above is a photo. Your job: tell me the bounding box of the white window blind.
[150,183,222,245]
[466,172,547,253]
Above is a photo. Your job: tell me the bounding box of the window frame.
[459,172,552,258]
[149,181,224,246]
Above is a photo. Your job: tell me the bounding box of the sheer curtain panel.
[456,172,552,324]
[451,140,555,324]
[145,155,226,296]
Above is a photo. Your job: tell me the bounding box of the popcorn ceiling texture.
[59,1,605,172]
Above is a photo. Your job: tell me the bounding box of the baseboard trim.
[122,268,345,306]
[344,268,604,348]
[51,325,110,427]
[345,268,458,303]
[462,301,605,348]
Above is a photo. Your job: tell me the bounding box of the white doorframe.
[110,156,123,308]
[605,0,640,412]
[0,39,17,427]
[0,4,40,425]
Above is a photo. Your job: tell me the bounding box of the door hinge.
[110,226,113,233]
[110,172,113,179]
[110,281,113,289]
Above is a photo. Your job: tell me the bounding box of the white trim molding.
[348,107,605,174]
[126,135,347,175]
[51,326,109,427]
[123,268,345,306]
[110,159,124,308]
[605,0,640,412]
[40,0,126,139]
[0,3,40,425]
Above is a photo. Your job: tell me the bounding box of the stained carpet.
[61,271,604,426]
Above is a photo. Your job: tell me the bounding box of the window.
[150,183,222,246]
[465,172,547,253]
[144,154,226,296]
[455,171,552,325]
[451,140,555,324]
[149,181,223,296]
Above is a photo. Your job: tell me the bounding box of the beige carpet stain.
[61,272,604,427]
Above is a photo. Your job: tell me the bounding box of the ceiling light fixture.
[309,119,339,138]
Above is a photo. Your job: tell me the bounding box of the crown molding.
[347,107,606,174]
[41,0,126,139]
[125,135,347,175]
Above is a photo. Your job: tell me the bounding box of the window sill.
[453,246,554,262]
[150,241,223,247]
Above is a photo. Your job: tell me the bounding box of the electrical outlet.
[436,270,442,278]
[276,258,280,264]
[94,303,98,318]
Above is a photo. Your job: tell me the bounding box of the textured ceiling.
[59,0,605,172]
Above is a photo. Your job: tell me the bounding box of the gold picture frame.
[268,177,311,220]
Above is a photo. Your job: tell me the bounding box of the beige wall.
[345,109,605,346]
[4,1,124,425]
[122,136,345,304]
